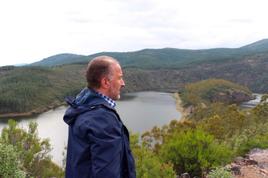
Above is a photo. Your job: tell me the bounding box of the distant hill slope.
[30,39,268,69]
[0,64,85,116]
[31,53,88,66]
[180,79,253,107]
[30,48,244,68]
[1,50,268,117]
[240,38,268,51]
[1,39,268,117]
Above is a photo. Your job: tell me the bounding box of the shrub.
[207,167,233,178]
[0,143,26,178]
[160,129,233,177]
[1,119,64,178]
[130,134,176,178]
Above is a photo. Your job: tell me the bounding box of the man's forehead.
[117,68,123,76]
[111,62,122,70]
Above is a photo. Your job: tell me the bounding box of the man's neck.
[94,88,108,97]
[91,88,116,108]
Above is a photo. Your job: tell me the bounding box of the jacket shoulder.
[73,106,122,138]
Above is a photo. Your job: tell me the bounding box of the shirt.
[92,89,116,108]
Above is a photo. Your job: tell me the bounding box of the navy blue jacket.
[63,88,136,178]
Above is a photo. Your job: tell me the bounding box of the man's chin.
[111,94,120,101]
[115,94,120,100]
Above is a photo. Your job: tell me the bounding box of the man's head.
[86,56,125,100]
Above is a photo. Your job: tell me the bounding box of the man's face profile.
[107,63,125,100]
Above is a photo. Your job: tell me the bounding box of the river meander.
[0,91,181,166]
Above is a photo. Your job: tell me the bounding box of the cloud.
[1,0,268,66]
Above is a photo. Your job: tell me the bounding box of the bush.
[0,143,26,178]
[207,167,233,178]
[233,130,268,155]
[160,129,233,177]
[130,134,176,178]
[1,119,64,178]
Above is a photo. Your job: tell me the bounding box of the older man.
[63,56,136,178]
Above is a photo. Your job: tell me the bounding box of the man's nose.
[121,80,125,87]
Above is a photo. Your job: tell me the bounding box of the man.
[63,56,136,178]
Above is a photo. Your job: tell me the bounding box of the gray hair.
[86,56,118,89]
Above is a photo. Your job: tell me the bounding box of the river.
[240,93,263,108]
[0,91,181,166]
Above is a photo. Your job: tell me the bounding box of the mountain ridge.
[240,38,268,50]
[31,53,87,66]
[30,38,268,68]
[0,38,268,116]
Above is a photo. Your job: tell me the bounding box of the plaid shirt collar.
[92,90,116,108]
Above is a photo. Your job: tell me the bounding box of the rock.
[231,165,241,175]
[230,148,268,178]
[234,157,244,164]
[211,90,252,104]
[245,159,258,165]
[180,173,190,178]
[231,91,253,103]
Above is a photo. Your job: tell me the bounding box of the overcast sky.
[0,0,268,66]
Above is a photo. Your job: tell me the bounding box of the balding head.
[86,56,119,89]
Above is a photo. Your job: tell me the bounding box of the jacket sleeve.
[83,109,123,178]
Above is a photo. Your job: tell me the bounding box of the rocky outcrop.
[210,90,254,104]
[228,148,268,178]
[175,149,268,178]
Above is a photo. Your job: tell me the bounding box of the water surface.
[0,91,181,166]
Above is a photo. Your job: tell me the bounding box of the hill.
[0,64,85,116]
[0,61,264,117]
[240,38,268,51]
[29,48,244,69]
[1,39,268,117]
[30,39,268,69]
[31,53,87,66]
[180,79,253,107]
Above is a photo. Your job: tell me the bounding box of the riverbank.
[173,92,189,118]
[0,90,179,119]
[0,101,65,119]
[0,91,180,166]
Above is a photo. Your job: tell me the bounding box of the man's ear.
[100,77,110,89]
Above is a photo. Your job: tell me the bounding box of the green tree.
[130,134,176,178]
[0,143,26,178]
[252,94,268,123]
[1,119,64,178]
[160,129,233,177]
[141,119,196,153]
[231,94,268,155]
[200,104,245,140]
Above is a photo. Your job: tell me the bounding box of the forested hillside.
[0,65,85,116]
[31,39,268,69]
[1,55,268,116]
[1,77,268,177]
[180,79,253,107]
[0,39,268,116]
[123,51,268,93]
[131,80,268,177]
[31,53,87,66]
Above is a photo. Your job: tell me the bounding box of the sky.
[0,0,268,66]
